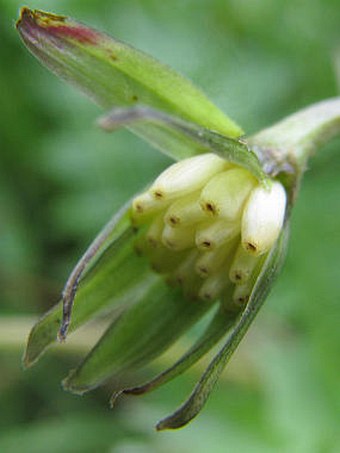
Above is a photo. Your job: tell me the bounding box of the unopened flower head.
[17,7,340,432]
[131,153,287,305]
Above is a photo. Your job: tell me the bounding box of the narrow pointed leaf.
[157,223,289,430]
[99,106,268,183]
[17,8,243,161]
[121,301,240,397]
[63,280,215,394]
[24,208,155,367]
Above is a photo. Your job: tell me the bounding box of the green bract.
[17,7,340,430]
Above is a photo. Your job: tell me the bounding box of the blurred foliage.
[0,0,339,451]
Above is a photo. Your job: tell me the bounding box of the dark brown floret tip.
[245,242,257,253]
[235,295,249,306]
[205,202,216,214]
[169,216,179,225]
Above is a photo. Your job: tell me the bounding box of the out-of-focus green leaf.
[99,106,268,183]
[0,413,144,453]
[63,280,215,394]
[157,223,289,430]
[16,8,243,162]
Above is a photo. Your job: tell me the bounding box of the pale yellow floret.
[146,215,165,247]
[229,243,259,284]
[198,266,230,302]
[241,181,286,256]
[162,224,196,251]
[149,153,229,200]
[164,192,207,228]
[171,250,199,286]
[195,220,239,251]
[200,168,256,220]
[195,241,235,278]
[232,280,253,306]
[131,192,169,223]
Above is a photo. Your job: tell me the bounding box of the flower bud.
[199,168,256,221]
[149,153,229,200]
[170,250,199,286]
[131,191,169,225]
[232,280,252,306]
[241,181,286,256]
[195,241,235,278]
[164,193,207,228]
[195,220,239,251]
[198,266,231,302]
[229,243,259,284]
[162,224,196,251]
[146,215,165,247]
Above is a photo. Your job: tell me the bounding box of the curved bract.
[16,7,243,162]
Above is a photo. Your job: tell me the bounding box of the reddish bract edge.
[17,8,99,46]
[46,24,99,45]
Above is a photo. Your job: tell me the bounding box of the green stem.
[249,97,340,177]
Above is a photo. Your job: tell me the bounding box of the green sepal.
[63,280,215,394]
[23,207,155,367]
[16,8,243,161]
[156,223,289,430]
[118,300,240,398]
[98,106,269,183]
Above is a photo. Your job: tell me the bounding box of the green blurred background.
[1,0,339,452]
